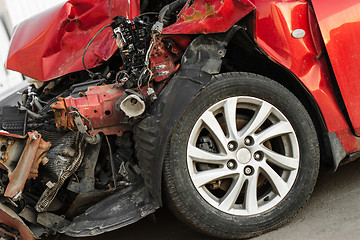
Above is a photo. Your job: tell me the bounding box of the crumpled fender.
[6,0,140,81]
[163,0,255,34]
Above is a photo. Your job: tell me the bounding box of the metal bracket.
[70,111,88,134]
[69,109,100,145]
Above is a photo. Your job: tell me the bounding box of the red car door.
[311,0,360,135]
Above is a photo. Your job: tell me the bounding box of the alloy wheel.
[187,96,300,216]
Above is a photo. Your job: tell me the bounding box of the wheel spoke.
[261,146,299,170]
[260,163,290,197]
[201,111,228,151]
[188,145,229,164]
[192,168,236,188]
[218,174,246,211]
[223,98,238,140]
[245,173,259,214]
[239,101,272,137]
[255,121,293,144]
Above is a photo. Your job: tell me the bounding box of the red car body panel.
[162,0,256,34]
[311,0,360,136]
[5,0,360,153]
[251,0,360,153]
[6,0,140,81]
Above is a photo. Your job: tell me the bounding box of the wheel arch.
[134,29,239,206]
[221,26,345,172]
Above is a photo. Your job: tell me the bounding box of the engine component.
[40,132,80,184]
[52,83,129,136]
[35,133,87,212]
[119,94,146,117]
[112,16,153,89]
[112,15,182,88]
[0,107,27,136]
[0,131,51,200]
[68,139,102,194]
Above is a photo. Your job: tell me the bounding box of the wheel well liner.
[134,29,239,205]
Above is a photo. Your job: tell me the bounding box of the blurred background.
[0,0,65,98]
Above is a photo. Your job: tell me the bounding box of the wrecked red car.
[0,0,359,239]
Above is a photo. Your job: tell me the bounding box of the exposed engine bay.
[0,1,187,239]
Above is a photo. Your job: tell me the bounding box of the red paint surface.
[251,0,360,153]
[163,0,255,34]
[311,0,360,136]
[6,0,140,81]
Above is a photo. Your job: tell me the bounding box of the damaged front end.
[0,0,255,239]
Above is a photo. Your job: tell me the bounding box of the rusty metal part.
[52,99,76,131]
[0,135,26,173]
[0,203,37,240]
[52,84,129,136]
[35,134,87,212]
[0,131,51,200]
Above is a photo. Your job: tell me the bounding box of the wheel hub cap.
[236,148,251,164]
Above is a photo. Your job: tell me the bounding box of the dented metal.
[6,0,141,81]
[162,0,255,34]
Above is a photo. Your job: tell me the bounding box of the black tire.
[163,72,320,239]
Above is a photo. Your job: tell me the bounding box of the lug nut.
[227,141,238,151]
[227,160,237,170]
[254,151,263,161]
[244,137,254,146]
[244,166,254,176]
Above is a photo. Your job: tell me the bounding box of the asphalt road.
[81,159,360,240]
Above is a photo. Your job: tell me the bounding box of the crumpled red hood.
[6,0,140,81]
